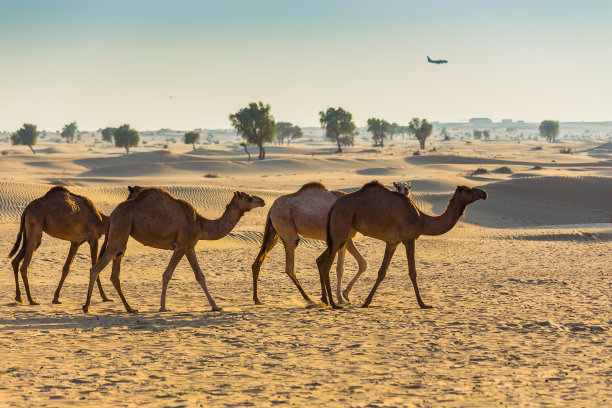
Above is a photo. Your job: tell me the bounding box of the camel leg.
[109,256,137,313]
[316,247,342,309]
[281,237,314,304]
[251,221,279,305]
[342,238,368,302]
[52,242,80,304]
[159,248,186,312]
[405,239,432,309]
[11,244,27,304]
[89,239,112,302]
[335,247,348,304]
[19,230,43,305]
[185,247,222,312]
[362,242,399,308]
[83,237,129,313]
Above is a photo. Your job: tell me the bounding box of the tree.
[408,118,433,149]
[483,130,490,141]
[240,142,251,161]
[288,125,302,145]
[184,131,200,150]
[319,107,356,153]
[399,125,409,140]
[60,121,78,143]
[389,122,400,140]
[11,123,39,154]
[367,118,391,147]
[473,129,483,140]
[229,102,276,160]
[441,127,451,141]
[101,127,116,144]
[113,124,139,153]
[539,120,560,143]
[276,122,292,145]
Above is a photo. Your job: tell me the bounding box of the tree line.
[8,107,562,157]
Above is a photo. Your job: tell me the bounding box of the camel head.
[393,181,411,195]
[454,186,488,205]
[127,185,144,200]
[232,191,265,212]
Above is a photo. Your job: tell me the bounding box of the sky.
[1,0,611,131]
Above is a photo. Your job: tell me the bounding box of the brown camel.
[251,181,412,305]
[8,185,141,305]
[251,182,366,305]
[316,181,487,309]
[82,187,265,313]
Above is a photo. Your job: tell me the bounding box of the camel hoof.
[15,297,23,305]
[52,299,61,304]
[102,298,113,303]
[420,304,433,309]
[342,291,351,302]
[361,303,370,308]
[127,308,138,314]
[254,299,264,306]
[211,306,222,312]
[331,304,343,310]
[29,301,40,306]
[159,307,169,312]
[320,297,329,305]
[82,305,89,313]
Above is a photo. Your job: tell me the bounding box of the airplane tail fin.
[427,56,432,62]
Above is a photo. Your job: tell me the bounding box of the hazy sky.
[1,0,611,131]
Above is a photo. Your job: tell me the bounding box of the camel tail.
[259,212,278,258]
[98,228,109,259]
[8,212,26,258]
[325,205,334,250]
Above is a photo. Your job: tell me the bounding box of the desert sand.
[0,134,610,407]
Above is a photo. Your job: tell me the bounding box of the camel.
[316,181,487,309]
[82,187,265,313]
[8,185,141,305]
[252,181,412,305]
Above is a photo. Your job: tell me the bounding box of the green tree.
[539,120,560,142]
[184,131,200,150]
[399,125,409,140]
[473,129,483,140]
[288,125,303,145]
[388,122,400,140]
[101,127,116,144]
[240,142,251,161]
[367,118,391,147]
[408,118,433,149]
[276,122,292,145]
[60,121,78,143]
[11,123,39,154]
[113,124,139,153]
[229,102,276,160]
[483,130,490,140]
[441,127,451,141]
[319,107,356,153]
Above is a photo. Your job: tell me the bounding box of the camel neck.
[198,200,245,240]
[420,194,465,236]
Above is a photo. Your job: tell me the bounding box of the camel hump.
[297,182,328,192]
[132,187,176,201]
[45,185,71,196]
[359,180,389,191]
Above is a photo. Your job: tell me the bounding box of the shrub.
[560,147,572,154]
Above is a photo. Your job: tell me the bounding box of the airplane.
[427,56,448,64]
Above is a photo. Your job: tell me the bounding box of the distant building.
[469,118,492,127]
[501,119,513,125]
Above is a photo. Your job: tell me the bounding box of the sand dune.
[0,137,610,407]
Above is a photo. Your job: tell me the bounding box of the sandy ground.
[0,135,611,407]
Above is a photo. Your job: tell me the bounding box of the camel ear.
[393,182,399,188]
[128,186,134,193]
